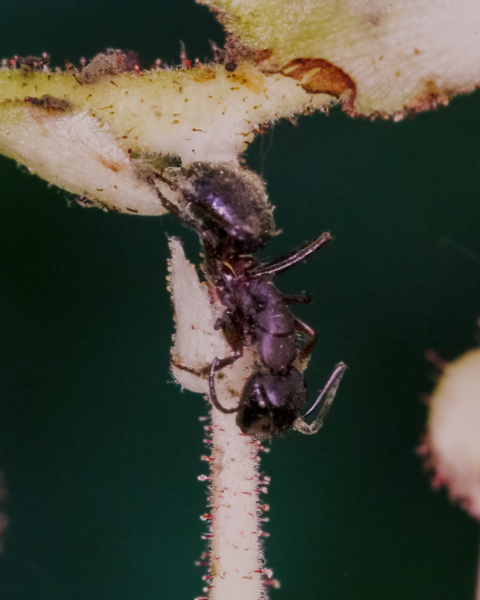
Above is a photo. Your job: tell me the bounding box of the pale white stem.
[208,408,263,600]
[167,238,271,600]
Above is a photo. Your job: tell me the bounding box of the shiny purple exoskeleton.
[149,162,345,440]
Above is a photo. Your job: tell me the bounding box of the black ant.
[149,162,346,440]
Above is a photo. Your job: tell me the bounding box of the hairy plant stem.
[168,238,273,599]
[206,407,264,600]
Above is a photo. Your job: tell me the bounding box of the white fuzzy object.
[428,348,480,519]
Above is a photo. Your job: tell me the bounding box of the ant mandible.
[149,162,346,440]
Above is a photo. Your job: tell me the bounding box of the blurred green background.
[1,1,480,599]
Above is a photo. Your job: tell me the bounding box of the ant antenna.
[294,362,346,435]
[248,233,331,278]
[208,358,241,414]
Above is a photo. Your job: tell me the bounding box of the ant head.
[178,162,275,255]
[236,368,306,440]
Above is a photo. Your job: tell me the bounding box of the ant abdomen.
[177,162,275,254]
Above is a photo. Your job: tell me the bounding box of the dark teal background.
[1,2,480,599]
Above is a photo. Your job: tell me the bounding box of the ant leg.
[154,171,179,190]
[171,360,207,378]
[206,347,243,373]
[208,358,241,414]
[198,313,244,374]
[293,362,346,435]
[294,317,317,362]
[282,293,310,305]
[248,232,331,278]
[211,310,245,373]
[171,312,244,377]
[147,175,200,232]
[171,347,243,378]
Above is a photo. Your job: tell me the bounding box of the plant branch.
[168,238,276,600]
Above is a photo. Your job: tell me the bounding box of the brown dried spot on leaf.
[224,34,256,66]
[253,48,272,65]
[406,80,449,113]
[192,68,217,82]
[229,65,266,95]
[78,49,140,85]
[281,58,356,110]
[24,94,71,111]
[16,54,50,72]
[97,155,126,172]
